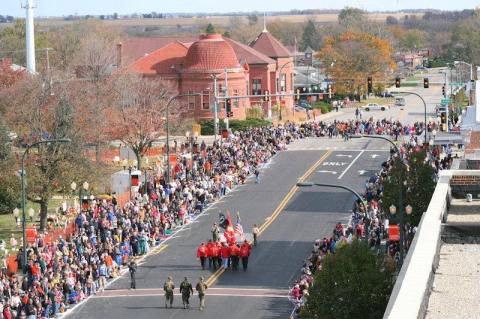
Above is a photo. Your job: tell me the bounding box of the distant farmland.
[33,12,423,28]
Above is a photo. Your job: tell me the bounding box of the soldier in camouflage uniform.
[196,276,208,310]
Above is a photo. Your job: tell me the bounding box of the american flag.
[235,211,245,239]
[235,223,244,236]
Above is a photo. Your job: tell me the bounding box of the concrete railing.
[383,170,480,319]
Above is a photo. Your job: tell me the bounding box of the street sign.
[450,82,464,87]
[441,98,452,105]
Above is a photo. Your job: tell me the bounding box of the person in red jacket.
[220,243,230,270]
[240,240,251,271]
[206,240,215,269]
[229,243,240,271]
[196,243,207,270]
[215,241,223,269]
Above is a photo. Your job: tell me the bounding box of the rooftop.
[425,199,480,319]
[184,34,240,71]
[249,30,291,59]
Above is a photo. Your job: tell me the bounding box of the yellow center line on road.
[205,150,332,287]
[206,267,225,287]
[258,150,332,235]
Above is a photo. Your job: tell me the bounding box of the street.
[63,74,443,319]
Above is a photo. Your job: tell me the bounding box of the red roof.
[122,36,198,66]
[223,37,275,65]
[185,34,240,71]
[125,42,188,75]
[250,31,291,59]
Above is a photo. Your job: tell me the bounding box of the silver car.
[362,103,389,111]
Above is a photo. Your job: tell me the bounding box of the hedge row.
[199,118,271,135]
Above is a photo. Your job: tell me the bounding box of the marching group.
[0,116,448,318]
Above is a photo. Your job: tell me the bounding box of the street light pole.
[20,138,70,272]
[297,182,369,239]
[276,61,293,121]
[391,91,428,145]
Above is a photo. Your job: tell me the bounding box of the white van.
[395,97,406,107]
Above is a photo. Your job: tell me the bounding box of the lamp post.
[296,182,369,240]
[20,138,70,272]
[389,204,413,265]
[79,181,89,211]
[275,61,293,121]
[70,181,77,210]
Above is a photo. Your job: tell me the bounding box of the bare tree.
[107,74,179,170]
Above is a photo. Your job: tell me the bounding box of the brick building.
[120,29,294,121]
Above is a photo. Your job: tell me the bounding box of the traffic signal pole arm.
[392,91,428,145]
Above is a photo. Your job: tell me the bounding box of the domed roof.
[185,34,240,71]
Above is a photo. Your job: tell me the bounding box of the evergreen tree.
[205,23,216,34]
[301,241,394,319]
[381,149,435,227]
[301,20,321,50]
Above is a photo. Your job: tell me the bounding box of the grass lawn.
[0,198,70,247]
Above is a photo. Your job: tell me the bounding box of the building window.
[280,74,287,92]
[252,79,262,95]
[188,91,196,109]
[202,90,210,110]
[233,89,239,107]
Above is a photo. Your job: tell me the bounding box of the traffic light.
[226,98,233,117]
[423,78,429,89]
[440,111,447,131]
[367,76,373,94]
[395,77,401,88]
[442,85,446,98]
[264,90,270,102]
[295,88,300,101]
[328,84,333,99]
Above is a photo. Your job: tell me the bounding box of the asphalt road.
[66,137,390,319]
[64,75,445,319]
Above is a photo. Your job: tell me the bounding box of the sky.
[2,0,479,17]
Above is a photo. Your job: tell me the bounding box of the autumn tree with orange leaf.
[317,31,395,96]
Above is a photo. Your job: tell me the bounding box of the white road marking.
[371,154,380,158]
[358,170,367,175]
[316,170,338,174]
[338,150,364,180]
[336,154,353,158]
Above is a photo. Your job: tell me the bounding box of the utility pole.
[224,69,229,131]
[212,74,219,140]
[445,71,449,132]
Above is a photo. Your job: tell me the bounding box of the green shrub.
[199,118,271,135]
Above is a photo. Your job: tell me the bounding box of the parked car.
[376,91,394,98]
[394,97,406,107]
[362,103,389,111]
[295,101,312,110]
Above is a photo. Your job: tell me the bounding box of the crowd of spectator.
[0,118,451,319]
